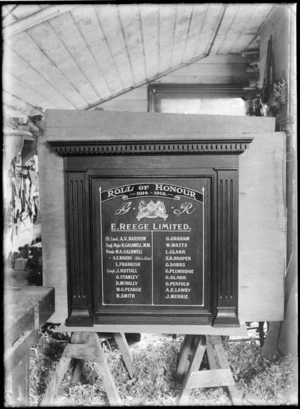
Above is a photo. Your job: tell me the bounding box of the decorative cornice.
[48,139,253,156]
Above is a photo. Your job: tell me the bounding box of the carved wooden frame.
[50,137,252,327]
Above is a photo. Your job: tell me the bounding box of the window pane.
[160,98,246,115]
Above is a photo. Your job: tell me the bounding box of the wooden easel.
[41,332,134,406]
[176,335,242,405]
[43,324,247,406]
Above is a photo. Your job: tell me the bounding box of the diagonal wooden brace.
[177,335,241,406]
[41,332,123,406]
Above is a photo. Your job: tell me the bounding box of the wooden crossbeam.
[177,335,242,406]
[3,5,78,38]
[187,368,235,389]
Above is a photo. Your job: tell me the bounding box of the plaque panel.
[91,177,211,321]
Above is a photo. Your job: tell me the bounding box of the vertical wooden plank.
[73,4,122,94]
[38,134,68,323]
[28,21,98,106]
[3,44,77,109]
[139,4,159,78]
[118,5,147,84]
[97,4,134,89]
[49,9,111,100]
[12,354,29,406]
[181,5,208,62]
[210,4,241,54]
[239,132,285,321]
[193,4,224,57]
[157,4,177,73]
[169,5,193,68]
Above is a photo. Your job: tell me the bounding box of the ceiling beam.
[3,5,79,38]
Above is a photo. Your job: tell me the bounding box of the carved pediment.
[48,138,253,156]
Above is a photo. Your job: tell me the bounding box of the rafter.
[3,5,79,38]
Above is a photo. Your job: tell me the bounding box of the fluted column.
[214,168,239,326]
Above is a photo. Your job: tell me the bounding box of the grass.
[4,325,298,406]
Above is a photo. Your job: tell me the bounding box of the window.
[148,84,246,116]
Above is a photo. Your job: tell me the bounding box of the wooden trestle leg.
[177,335,242,406]
[41,332,134,406]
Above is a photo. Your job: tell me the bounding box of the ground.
[5,324,298,406]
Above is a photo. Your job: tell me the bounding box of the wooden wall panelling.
[156,75,250,85]
[209,5,241,54]
[48,11,111,101]
[4,37,81,109]
[192,4,224,57]
[217,5,254,55]
[258,6,290,88]
[181,5,208,62]
[171,63,249,78]
[98,5,135,89]
[230,4,273,53]
[238,131,286,322]
[3,5,78,37]
[138,4,159,78]
[97,98,148,113]
[2,90,34,116]
[8,4,42,20]
[38,136,68,322]
[158,5,178,73]
[97,86,148,112]
[73,5,122,95]
[3,70,56,111]
[3,45,75,109]
[169,5,193,68]
[45,111,276,139]
[97,55,251,113]
[27,22,99,106]
[2,5,18,27]
[118,4,147,84]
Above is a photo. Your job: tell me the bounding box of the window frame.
[148,83,245,113]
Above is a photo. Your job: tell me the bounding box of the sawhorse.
[41,332,134,406]
[176,335,242,405]
[46,324,248,406]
